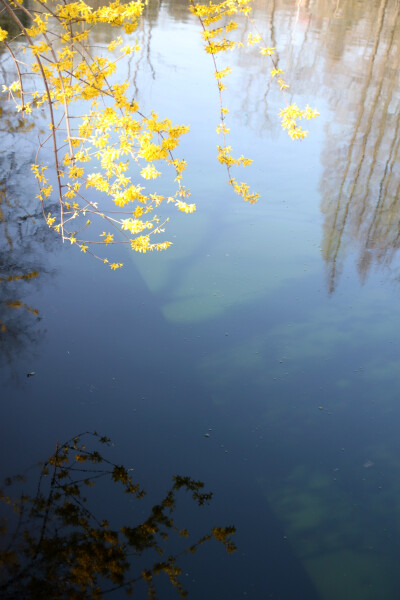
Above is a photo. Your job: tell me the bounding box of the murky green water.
[1,0,400,598]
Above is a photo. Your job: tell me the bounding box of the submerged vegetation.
[0,0,317,267]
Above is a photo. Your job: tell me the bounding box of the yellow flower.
[247,33,261,46]
[260,46,275,56]
[100,232,114,244]
[153,241,172,251]
[175,200,196,213]
[46,212,56,226]
[140,164,161,180]
[278,78,289,90]
[121,218,153,234]
[214,67,232,80]
[270,68,283,78]
[216,123,230,135]
[130,235,150,253]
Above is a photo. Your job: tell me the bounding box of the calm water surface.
[1,0,400,598]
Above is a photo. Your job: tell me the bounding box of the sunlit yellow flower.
[140,164,161,180]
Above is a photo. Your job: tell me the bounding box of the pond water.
[1,0,400,598]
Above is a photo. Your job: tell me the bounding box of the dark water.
[1,0,400,598]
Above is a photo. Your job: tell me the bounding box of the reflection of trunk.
[382,141,400,251]
[359,84,400,280]
[322,0,398,292]
[230,0,400,291]
[0,142,54,370]
[0,0,30,35]
[130,15,156,98]
[324,0,387,281]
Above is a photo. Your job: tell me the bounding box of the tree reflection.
[0,432,236,599]
[225,0,400,290]
[275,0,400,292]
[0,66,57,369]
[0,154,55,369]
[319,0,400,291]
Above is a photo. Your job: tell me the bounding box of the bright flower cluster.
[1,0,193,266]
[190,0,319,201]
[0,0,318,267]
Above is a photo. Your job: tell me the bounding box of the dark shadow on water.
[0,431,238,599]
[0,430,323,599]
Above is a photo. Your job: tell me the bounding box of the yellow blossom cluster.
[0,0,197,266]
[0,0,318,267]
[279,104,320,140]
[189,0,261,203]
[190,0,319,202]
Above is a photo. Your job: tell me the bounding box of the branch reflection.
[0,432,236,599]
[0,137,56,370]
[319,0,400,290]
[0,29,58,371]
[223,0,400,291]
